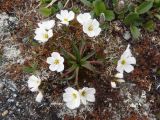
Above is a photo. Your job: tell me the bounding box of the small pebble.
[2,110,8,116]
[0,83,4,90]
[123,31,131,40]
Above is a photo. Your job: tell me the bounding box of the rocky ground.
[0,0,160,120]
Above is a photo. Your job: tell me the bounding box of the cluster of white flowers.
[34,10,101,43]
[63,87,96,109]
[34,20,55,43]
[111,45,136,88]
[27,75,43,102]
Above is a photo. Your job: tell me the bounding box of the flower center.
[43,33,49,39]
[54,59,60,65]
[121,59,126,65]
[72,93,77,99]
[88,25,93,31]
[64,18,68,22]
[81,91,86,97]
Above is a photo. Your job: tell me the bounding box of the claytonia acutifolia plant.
[83,19,101,37]
[34,28,53,43]
[116,44,136,73]
[63,87,80,109]
[27,75,43,102]
[46,52,64,72]
[79,87,96,105]
[38,20,55,30]
[77,13,92,25]
[61,40,101,87]
[56,10,75,25]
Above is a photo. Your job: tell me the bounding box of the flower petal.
[63,93,72,102]
[124,64,134,73]
[126,57,136,65]
[49,64,58,71]
[68,11,75,21]
[48,29,53,38]
[36,91,43,102]
[111,81,117,88]
[56,14,63,20]
[115,73,123,79]
[51,52,60,58]
[116,65,124,73]
[56,64,64,72]
[46,57,54,64]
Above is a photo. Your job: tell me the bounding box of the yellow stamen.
[121,59,126,65]
[72,93,77,99]
[54,59,60,65]
[64,18,68,22]
[43,34,49,39]
[88,25,93,31]
[81,91,86,97]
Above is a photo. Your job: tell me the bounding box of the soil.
[0,0,160,120]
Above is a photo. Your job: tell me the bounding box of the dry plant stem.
[89,61,103,65]
[64,0,70,8]
[75,67,79,89]
[46,0,57,8]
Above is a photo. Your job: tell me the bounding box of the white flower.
[111,81,117,88]
[34,28,53,43]
[27,75,41,92]
[46,52,64,72]
[38,20,55,30]
[77,13,91,25]
[36,91,43,103]
[83,19,101,37]
[63,87,80,109]
[56,10,75,25]
[79,87,96,105]
[116,44,136,73]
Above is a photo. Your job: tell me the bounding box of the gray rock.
[0,82,4,90]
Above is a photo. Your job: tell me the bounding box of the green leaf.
[58,1,63,10]
[143,20,156,32]
[61,49,76,61]
[40,0,52,3]
[154,0,160,7]
[93,0,106,16]
[155,14,160,20]
[39,6,57,17]
[80,40,86,56]
[39,7,52,17]
[104,10,115,21]
[124,12,140,26]
[62,72,76,81]
[136,1,153,14]
[82,51,96,61]
[23,63,38,74]
[130,25,140,39]
[72,42,81,62]
[82,61,96,72]
[80,0,92,7]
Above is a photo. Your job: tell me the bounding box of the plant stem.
[89,60,103,65]
[46,0,57,8]
[75,67,79,89]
